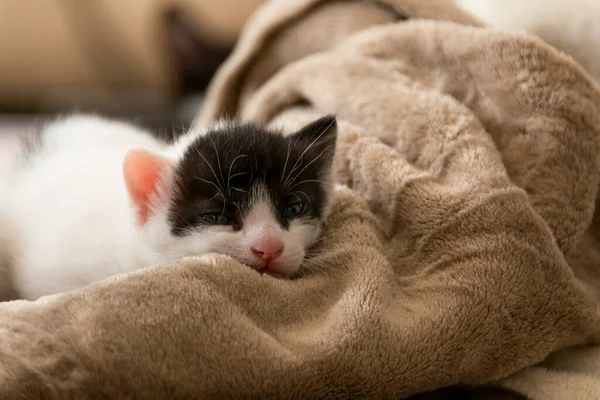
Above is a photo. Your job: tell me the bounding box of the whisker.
[284,155,303,188]
[231,201,242,213]
[311,233,336,243]
[206,192,224,202]
[298,260,328,275]
[287,179,328,191]
[294,269,307,279]
[301,257,328,268]
[194,176,224,197]
[305,254,331,266]
[229,172,248,180]
[304,249,337,259]
[209,136,225,189]
[194,148,224,192]
[280,139,292,183]
[285,145,332,189]
[227,154,248,195]
[292,190,313,208]
[291,193,302,204]
[304,248,335,258]
[284,118,335,187]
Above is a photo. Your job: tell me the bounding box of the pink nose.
[251,237,284,262]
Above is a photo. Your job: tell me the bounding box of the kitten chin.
[140,115,338,278]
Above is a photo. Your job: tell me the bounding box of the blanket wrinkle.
[196,0,484,124]
[2,1,600,399]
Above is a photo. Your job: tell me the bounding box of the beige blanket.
[2,1,600,399]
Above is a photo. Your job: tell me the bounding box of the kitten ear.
[290,115,337,171]
[123,148,173,225]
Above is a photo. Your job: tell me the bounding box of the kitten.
[0,114,337,300]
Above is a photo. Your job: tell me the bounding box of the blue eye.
[201,212,233,225]
[283,202,304,219]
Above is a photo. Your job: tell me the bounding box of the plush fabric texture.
[2,0,600,399]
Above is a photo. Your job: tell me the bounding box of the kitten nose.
[251,237,284,262]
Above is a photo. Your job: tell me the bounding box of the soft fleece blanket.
[2,0,600,399]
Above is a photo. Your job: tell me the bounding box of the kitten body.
[0,115,337,300]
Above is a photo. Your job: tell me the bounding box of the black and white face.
[165,116,337,278]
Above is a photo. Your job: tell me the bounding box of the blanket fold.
[2,0,600,399]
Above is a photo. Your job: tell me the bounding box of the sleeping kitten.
[0,114,337,300]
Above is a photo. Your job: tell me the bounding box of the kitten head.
[123,116,337,278]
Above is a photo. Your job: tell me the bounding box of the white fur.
[456,0,600,83]
[1,115,321,300]
[2,116,167,299]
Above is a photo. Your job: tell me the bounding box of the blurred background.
[0,0,598,172]
[0,0,265,170]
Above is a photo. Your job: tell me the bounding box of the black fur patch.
[168,116,337,236]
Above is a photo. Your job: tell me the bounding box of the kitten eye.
[201,212,233,225]
[283,202,304,219]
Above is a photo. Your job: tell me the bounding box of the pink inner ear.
[123,148,171,225]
